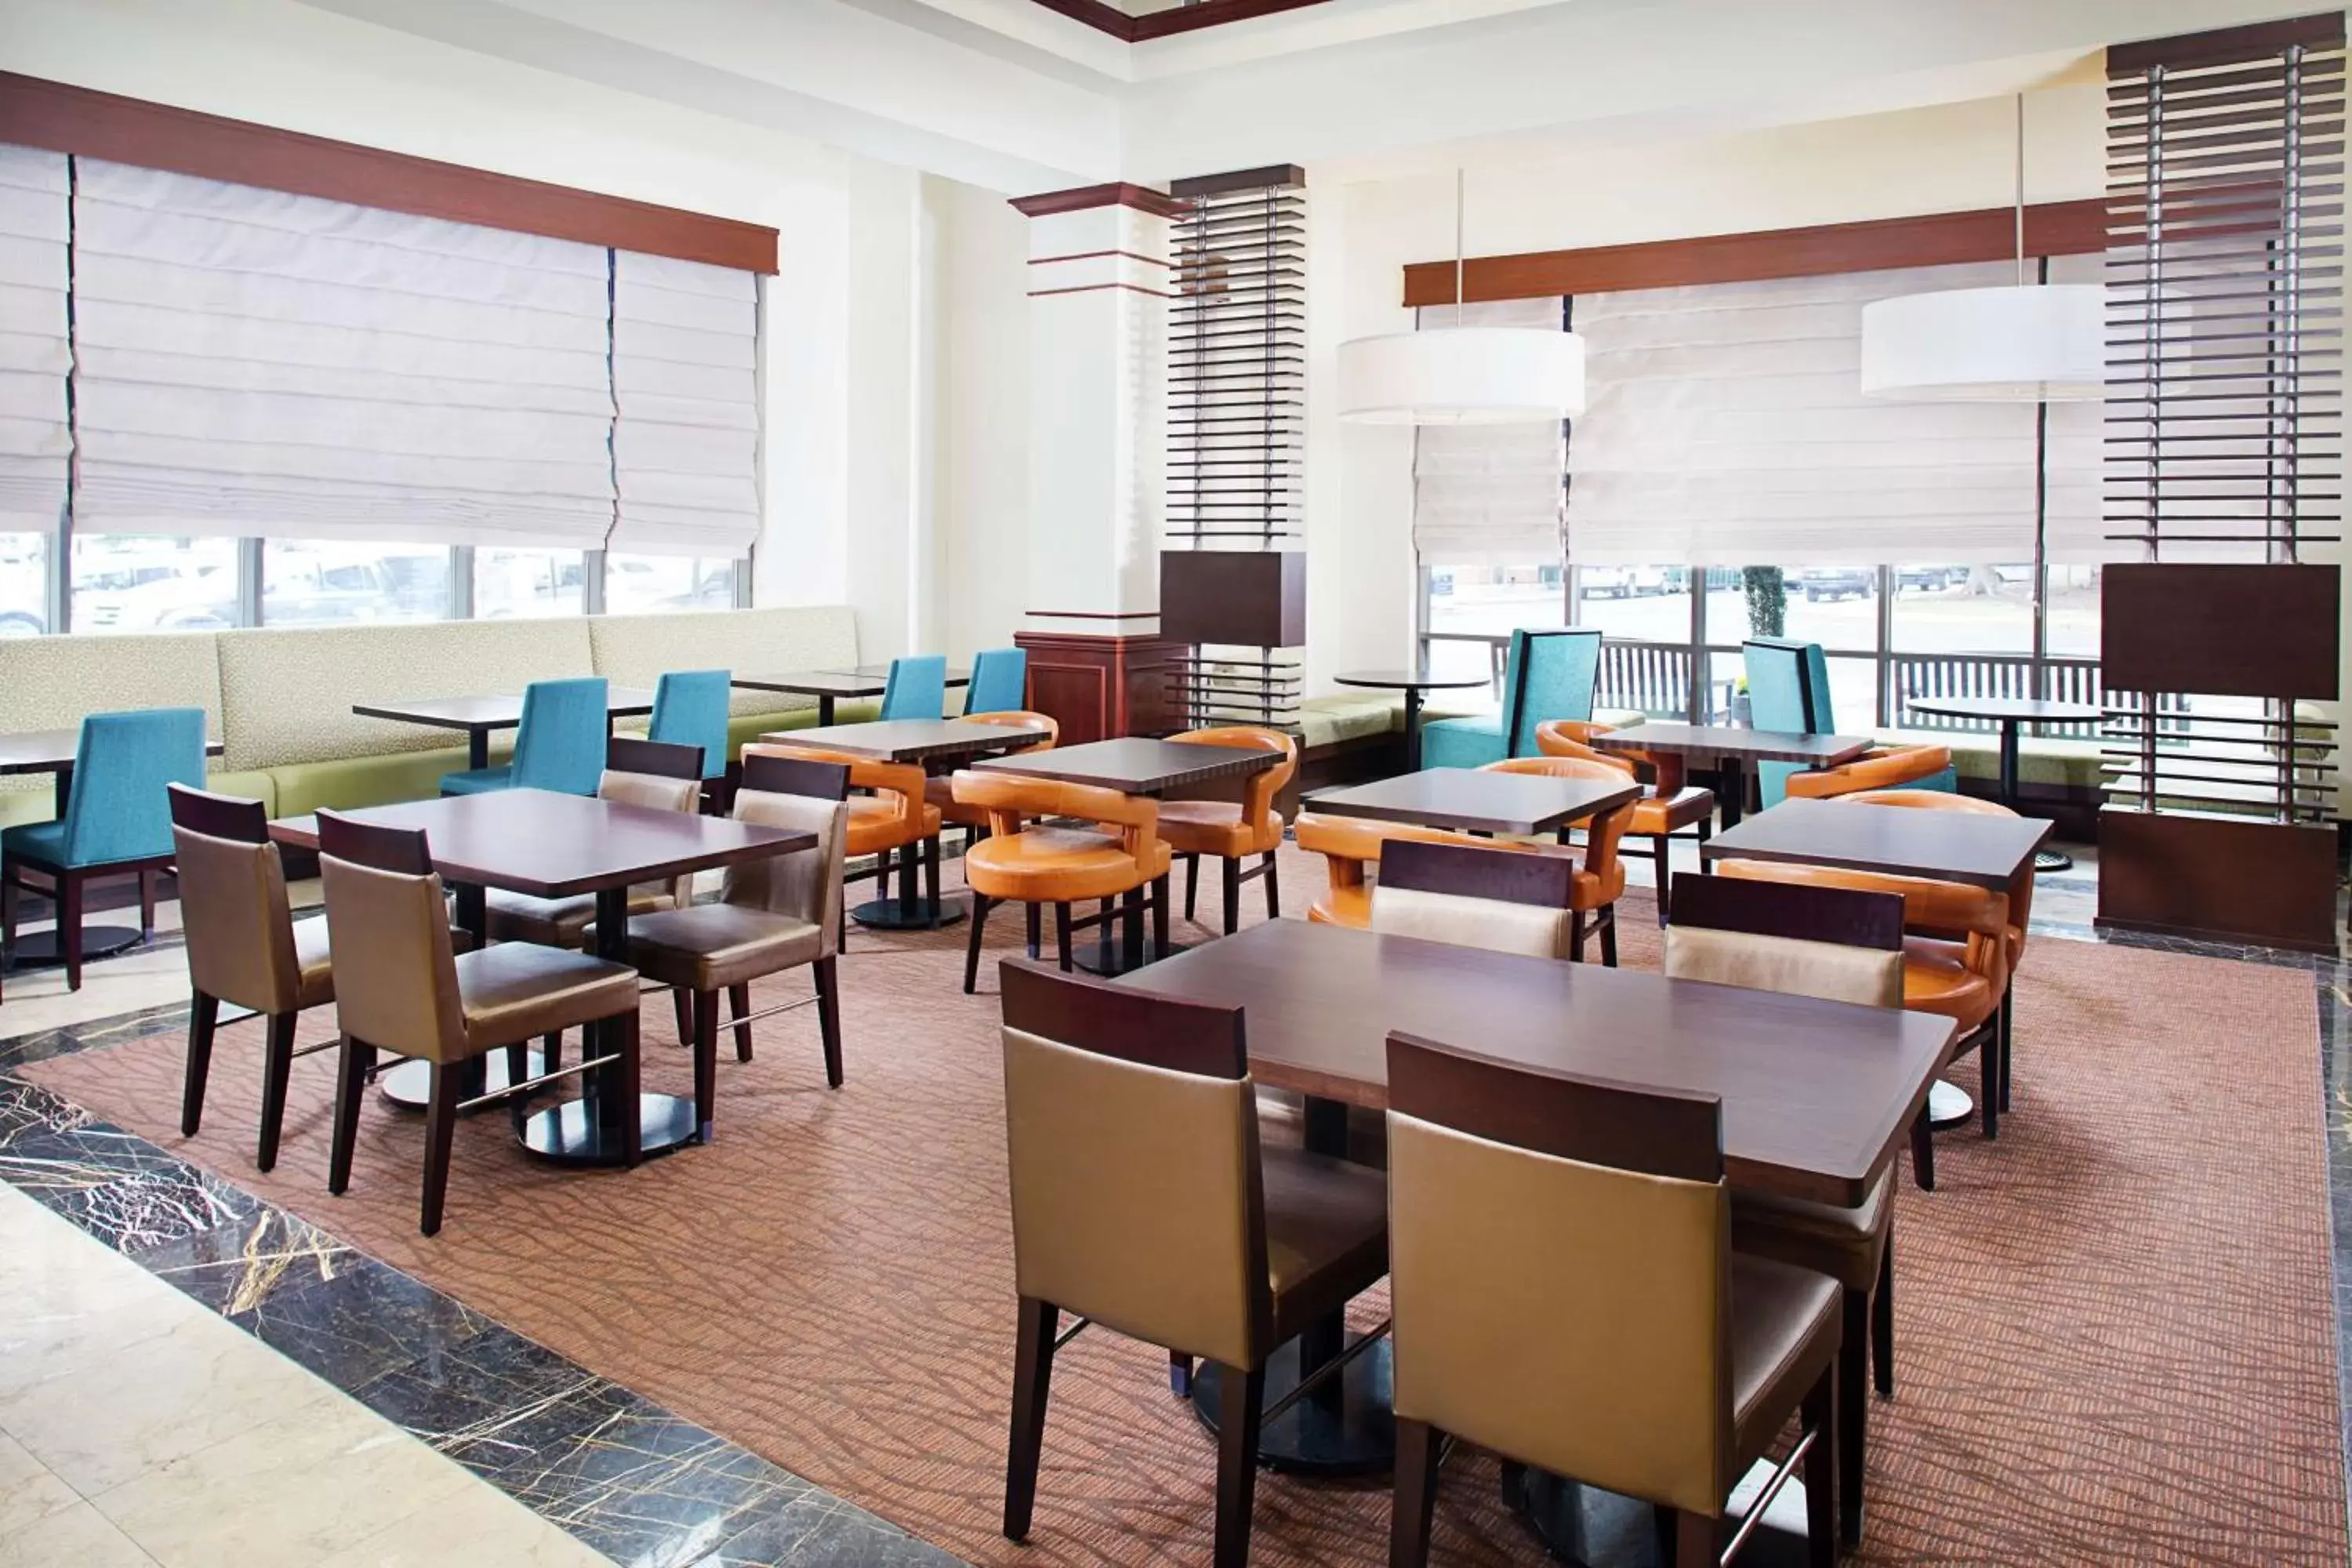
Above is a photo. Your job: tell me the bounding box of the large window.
[477,550,586,620]
[1424,563,1563,688]
[260,540,450,626]
[70,535,239,634]
[604,554,737,615]
[0,536,47,637]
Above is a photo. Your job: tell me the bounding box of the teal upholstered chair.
[649,670,733,782]
[962,648,1027,716]
[440,677,609,797]
[1744,638,1955,808]
[2,707,207,990]
[880,655,948,722]
[1421,629,1602,770]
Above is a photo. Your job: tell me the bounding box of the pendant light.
[1859,94,2102,401]
[1338,171,1586,423]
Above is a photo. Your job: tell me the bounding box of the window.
[2044,564,2102,658]
[1724,565,1879,730]
[260,540,450,626]
[0,535,47,636]
[1573,564,1689,641]
[475,549,585,619]
[70,534,239,633]
[1424,562,1563,690]
[603,554,737,615]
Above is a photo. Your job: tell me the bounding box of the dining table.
[1302,766,1640,839]
[760,717,1050,928]
[1585,722,1875,827]
[350,688,658,772]
[1114,916,1953,1519]
[731,669,971,726]
[971,739,1290,975]
[0,727,226,964]
[270,789,813,1161]
[1330,669,1491,770]
[1902,695,2100,872]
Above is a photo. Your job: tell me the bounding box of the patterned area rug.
[27,844,2347,1565]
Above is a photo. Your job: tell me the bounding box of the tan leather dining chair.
[1370,837,1587,961]
[622,753,850,1142]
[1479,754,1637,962]
[318,811,644,1236]
[168,784,332,1172]
[997,961,1388,1568]
[950,771,1171,993]
[926,710,1058,850]
[1291,813,1544,929]
[1664,871,1907,1548]
[1385,1032,1841,1568]
[1536,718,1718,924]
[1153,726,1297,935]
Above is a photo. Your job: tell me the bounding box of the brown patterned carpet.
[27,843,2349,1566]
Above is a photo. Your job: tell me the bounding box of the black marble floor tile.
[0,1076,260,1251]
[130,1201,357,1315]
[352,1329,622,1478]
[685,1488,960,1567]
[227,1254,497,1392]
[0,996,189,1069]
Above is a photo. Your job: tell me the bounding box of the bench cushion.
[0,631,228,814]
[1873,727,2107,791]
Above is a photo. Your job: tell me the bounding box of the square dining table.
[350,688,658,771]
[731,669,971,725]
[1585,722,1875,827]
[1109,917,1952,1512]
[270,789,813,1163]
[1302,766,1640,838]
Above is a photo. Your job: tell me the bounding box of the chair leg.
[1152,875,1170,959]
[672,986,692,1047]
[814,956,844,1087]
[181,989,219,1137]
[1262,851,1279,920]
[1567,909,1586,963]
[1667,1509,1714,1568]
[1874,1230,1895,1399]
[257,1011,297,1173]
[2000,985,2015,1112]
[1054,903,1073,971]
[1183,854,1199,921]
[1909,1109,1936,1192]
[691,989,719,1141]
[327,1036,374,1196]
[1025,901,1041,960]
[1391,1417,1443,1568]
[1802,1359,1839,1568]
[964,895,990,995]
[59,871,82,992]
[1980,1018,2000,1141]
[924,835,942,929]
[420,1062,459,1236]
[1599,909,1618,967]
[1653,836,1672,925]
[1211,1360,1266,1568]
[137,868,156,938]
[1221,857,1241,935]
[1003,1296,1058,1543]
[0,869,16,949]
[729,982,754,1062]
[543,1030,562,1073]
[1838,1287,1867,1547]
[1168,1349,1192,1397]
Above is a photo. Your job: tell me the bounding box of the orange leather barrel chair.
[950,771,1173,994]
[1784,744,1951,800]
[1845,788,2033,1116]
[1478,757,1637,965]
[1536,719,1717,924]
[1154,727,1298,935]
[1715,858,2009,1178]
[927,711,1059,849]
[749,742,941,938]
[1291,814,1544,930]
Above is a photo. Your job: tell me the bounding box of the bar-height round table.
[1115,917,1952,1522]
[1330,669,1490,770]
[1302,766,1639,839]
[270,789,812,1163]
[352,688,658,772]
[0,727,224,964]
[1586,721,1874,828]
[971,738,1288,975]
[731,669,971,727]
[757,717,1047,928]
[1904,695,2100,872]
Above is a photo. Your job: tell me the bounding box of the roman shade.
[68,158,616,546]
[0,145,67,532]
[610,250,761,557]
[1565,261,2046,564]
[1411,297,1566,564]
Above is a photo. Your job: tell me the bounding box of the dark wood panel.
[1009,183,1187,220]
[0,71,778,273]
[1171,165,1308,198]
[2110,13,2346,74]
[1381,837,1580,907]
[2100,564,2340,699]
[1012,630,1185,743]
[2096,808,2339,952]
[1388,1032,1723,1181]
[1401,199,2107,307]
[1159,550,1307,646]
[1667,874,1905,950]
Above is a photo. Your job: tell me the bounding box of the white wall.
[1,0,937,664]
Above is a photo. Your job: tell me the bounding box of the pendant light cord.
[2013,93,2027,287]
[1454,168,1466,327]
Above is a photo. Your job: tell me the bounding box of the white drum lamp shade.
[1859,284,2104,402]
[1337,326,1588,424]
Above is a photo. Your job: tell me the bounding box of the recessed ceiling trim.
[1025,0,1337,44]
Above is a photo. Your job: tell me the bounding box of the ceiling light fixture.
[1337,170,1586,423]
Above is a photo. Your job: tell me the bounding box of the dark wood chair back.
[1387,1030,1722,1181]
[607,735,704,781]
[1380,837,1576,909]
[1000,958,1244,1079]
[166,782,268,844]
[314,809,433,875]
[741,752,851,802]
[1668,872,1902,950]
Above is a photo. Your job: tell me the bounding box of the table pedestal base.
[379,1051,546,1113]
[2034,848,2074,873]
[1513,1457,1814,1567]
[851,895,964,931]
[1189,1334,1394,1475]
[1926,1079,1974,1131]
[517,1091,697,1167]
[8,925,147,966]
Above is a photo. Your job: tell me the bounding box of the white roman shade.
[68,159,615,546]
[0,146,69,533]
[610,251,760,557]
[1566,262,2043,564]
[1411,298,1566,564]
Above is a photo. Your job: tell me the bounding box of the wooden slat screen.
[2105,13,2347,560]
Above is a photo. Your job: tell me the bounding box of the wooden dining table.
[1302,766,1640,838]
[1114,918,1953,1488]
[350,688,658,771]
[731,669,971,725]
[1586,722,1875,827]
[271,789,812,1162]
